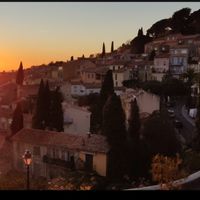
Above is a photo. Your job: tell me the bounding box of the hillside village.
[1,7,200,190]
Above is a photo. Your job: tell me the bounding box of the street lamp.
[23,150,32,190]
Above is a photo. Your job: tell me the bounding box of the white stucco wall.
[63,103,91,135]
[121,89,160,121]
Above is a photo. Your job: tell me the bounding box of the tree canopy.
[142,111,181,157]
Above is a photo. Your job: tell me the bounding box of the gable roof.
[11,128,109,154]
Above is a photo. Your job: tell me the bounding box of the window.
[52,148,56,158]
[115,74,117,80]
[115,81,118,86]
[88,74,90,79]
[33,146,40,156]
[85,154,93,171]
[61,150,65,160]
[55,149,60,159]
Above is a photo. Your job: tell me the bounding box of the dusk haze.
[0,2,199,71]
[1,2,200,190]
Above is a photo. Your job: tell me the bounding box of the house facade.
[62,102,91,135]
[11,128,109,178]
[169,46,189,76]
[120,88,160,126]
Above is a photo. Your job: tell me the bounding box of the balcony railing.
[43,155,74,169]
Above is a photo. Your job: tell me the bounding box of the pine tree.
[16,61,24,86]
[102,93,128,179]
[111,41,114,53]
[10,103,23,135]
[128,98,141,141]
[71,56,74,61]
[32,79,45,129]
[102,42,105,57]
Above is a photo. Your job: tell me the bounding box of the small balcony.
[43,155,74,169]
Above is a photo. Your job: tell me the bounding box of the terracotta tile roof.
[11,128,110,154]
[81,66,109,74]
[21,85,39,97]
[155,53,170,58]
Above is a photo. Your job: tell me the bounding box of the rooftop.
[11,128,109,154]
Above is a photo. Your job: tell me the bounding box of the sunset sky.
[0,2,200,71]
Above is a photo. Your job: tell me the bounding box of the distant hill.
[147,8,200,38]
[118,7,200,54]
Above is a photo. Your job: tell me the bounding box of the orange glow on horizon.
[0,49,99,72]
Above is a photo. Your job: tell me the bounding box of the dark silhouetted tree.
[111,41,114,53]
[143,111,181,157]
[128,98,141,141]
[32,79,45,129]
[102,93,128,180]
[171,8,191,34]
[149,50,156,61]
[10,103,23,135]
[90,70,114,133]
[71,56,74,61]
[130,28,152,54]
[102,42,105,57]
[127,98,141,180]
[16,62,24,86]
[44,80,51,128]
[100,70,114,108]
[49,87,64,132]
[147,18,171,38]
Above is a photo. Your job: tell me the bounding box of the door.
[85,154,93,172]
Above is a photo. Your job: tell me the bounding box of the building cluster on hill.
[0,29,200,188]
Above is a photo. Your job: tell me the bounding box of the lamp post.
[23,150,32,190]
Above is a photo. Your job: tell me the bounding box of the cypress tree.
[102,93,128,179]
[49,87,64,132]
[32,79,45,129]
[100,70,114,109]
[16,61,24,86]
[44,80,51,128]
[111,41,114,53]
[71,56,74,61]
[102,42,105,57]
[10,103,23,135]
[128,98,141,141]
[99,70,114,129]
[128,98,142,180]
[90,70,114,133]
